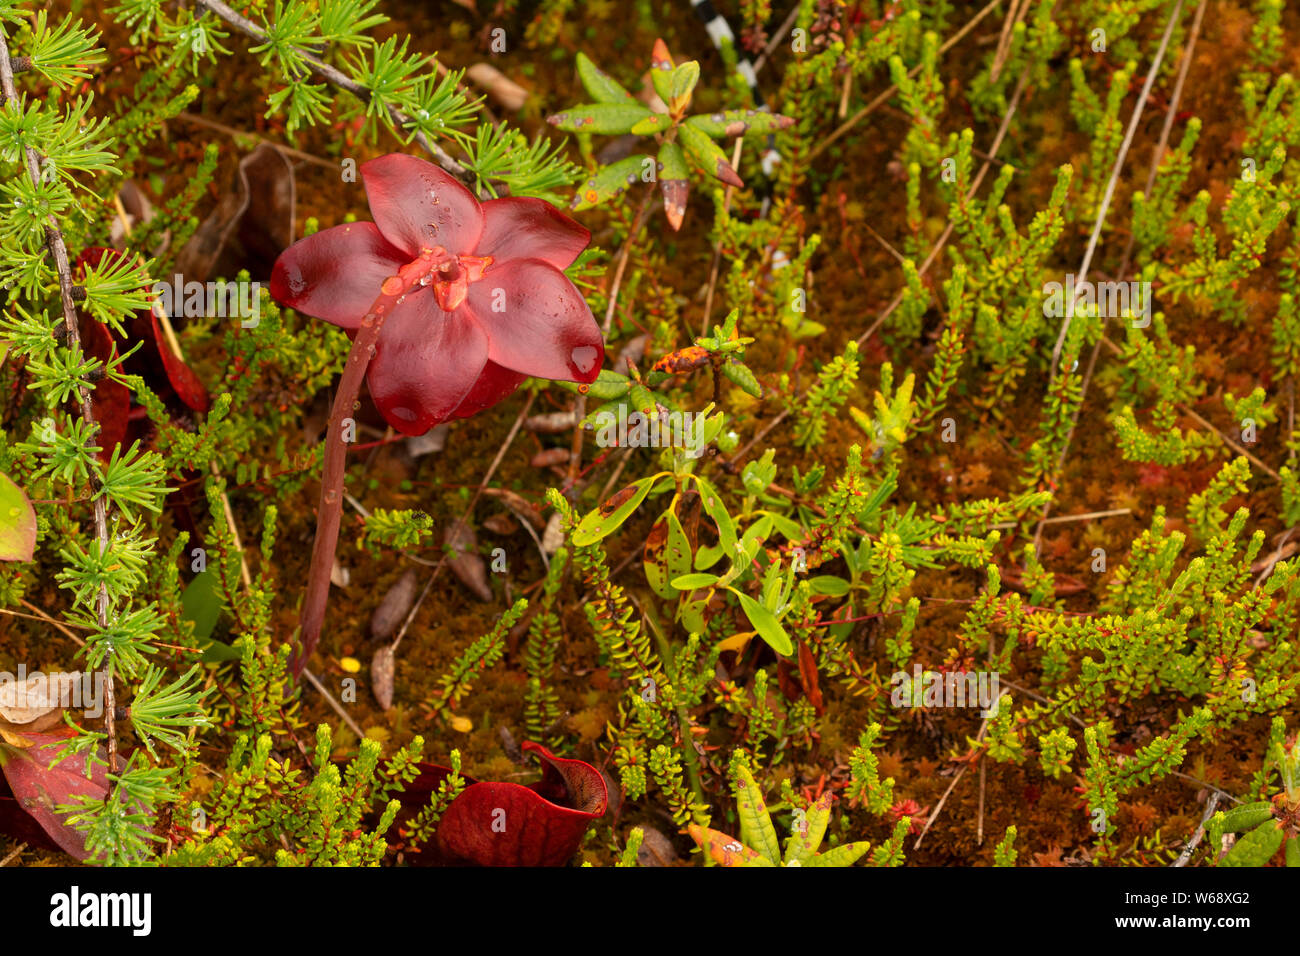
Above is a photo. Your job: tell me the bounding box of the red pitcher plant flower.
[270,154,605,672]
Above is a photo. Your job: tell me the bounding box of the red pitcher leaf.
[76,246,211,415]
[0,472,37,563]
[399,742,606,867]
[0,729,110,861]
[437,742,606,867]
[149,309,211,413]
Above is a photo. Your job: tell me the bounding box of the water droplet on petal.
[381,276,404,295]
[391,407,417,422]
[570,345,598,374]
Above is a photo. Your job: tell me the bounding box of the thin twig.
[0,843,26,867]
[0,22,116,772]
[914,720,990,849]
[1048,0,1186,378]
[1171,790,1220,867]
[196,0,467,178]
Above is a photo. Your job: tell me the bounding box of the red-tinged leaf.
[686,824,771,866]
[400,741,606,867]
[150,311,211,413]
[650,38,674,72]
[79,316,129,460]
[0,472,37,563]
[76,245,211,415]
[658,142,689,230]
[677,123,744,188]
[0,730,110,861]
[797,641,825,714]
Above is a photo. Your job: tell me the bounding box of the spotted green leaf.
[630,112,672,136]
[784,790,833,864]
[691,474,737,556]
[548,102,653,135]
[572,474,658,547]
[734,766,781,864]
[677,121,743,188]
[572,155,646,211]
[685,109,795,138]
[803,840,872,867]
[576,52,636,104]
[645,509,692,599]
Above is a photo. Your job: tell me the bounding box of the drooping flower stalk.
[296,253,441,674]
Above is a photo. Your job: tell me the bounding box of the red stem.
[293,263,429,675]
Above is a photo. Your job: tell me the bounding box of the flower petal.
[366,291,489,435]
[269,222,406,329]
[361,154,483,258]
[466,258,604,383]
[447,360,527,420]
[477,196,590,270]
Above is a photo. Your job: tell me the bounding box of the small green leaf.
[1222,820,1285,866]
[804,841,872,867]
[575,52,636,104]
[722,359,763,398]
[572,475,657,547]
[181,571,222,642]
[671,572,720,590]
[572,155,647,211]
[730,587,793,655]
[658,140,688,181]
[677,122,743,188]
[556,368,631,400]
[1219,801,1275,833]
[0,472,36,562]
[630,112,672,136]
[668,60,700,106]
[686,109,795,139]
[808,576,850,597]
[1287,836,1299,868]
[548,102,653,134]
[691,475,737,555]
